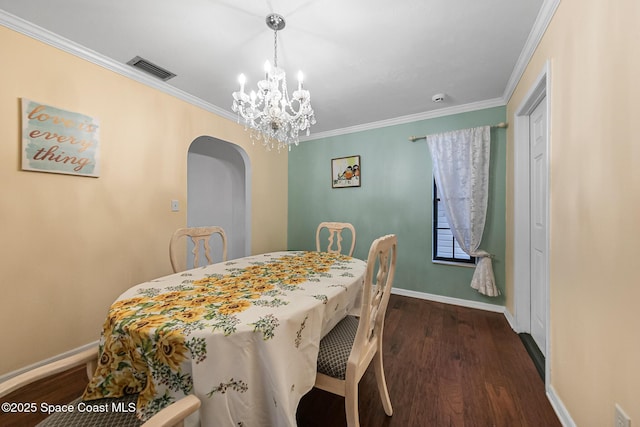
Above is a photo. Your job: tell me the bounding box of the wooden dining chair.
[169,226,228,273]
[314,234,397,427]
[0,347,201,427]
[316,222,356,256]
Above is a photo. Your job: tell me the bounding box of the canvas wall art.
[21,98,100,177]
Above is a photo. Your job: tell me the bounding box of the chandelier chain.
[273,29,278,67]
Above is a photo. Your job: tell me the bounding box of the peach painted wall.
[505,0,640,425]
[0,26,287,374]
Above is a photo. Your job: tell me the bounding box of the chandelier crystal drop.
[232,14,316,152]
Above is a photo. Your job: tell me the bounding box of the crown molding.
[2,1,560,141]
[301,97,506,142]
[0,9,238,123]
[502,0,561,103]
[304,0,560,142]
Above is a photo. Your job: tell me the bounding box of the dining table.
[82,250,366,427]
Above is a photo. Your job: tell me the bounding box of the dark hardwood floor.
[297,295,560,427]
[1,294,560,427]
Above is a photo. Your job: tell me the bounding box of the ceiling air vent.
[126,56,176,81]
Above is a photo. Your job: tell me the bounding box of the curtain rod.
[408,122,508,142]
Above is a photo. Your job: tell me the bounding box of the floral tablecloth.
[83,251,365,426]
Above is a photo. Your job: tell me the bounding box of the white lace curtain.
[427,126,499,297]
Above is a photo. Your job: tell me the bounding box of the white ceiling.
[0,0,547,139]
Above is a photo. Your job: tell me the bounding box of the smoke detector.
[432,93,446,103]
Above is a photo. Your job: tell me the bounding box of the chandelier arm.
[281,103,305,119]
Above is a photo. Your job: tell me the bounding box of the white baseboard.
[0,340,99,383]
[503,307,518,331]
[391,287,506,314]
[547,385,577,427]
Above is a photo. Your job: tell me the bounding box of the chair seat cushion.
[37,394,142,427]
[317,315,360,380]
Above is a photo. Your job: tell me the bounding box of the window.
[433,181,475,264]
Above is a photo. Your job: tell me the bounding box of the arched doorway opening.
[187,136,251,263]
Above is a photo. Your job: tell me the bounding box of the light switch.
[171,200,179,212]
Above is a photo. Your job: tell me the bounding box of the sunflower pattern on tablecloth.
[82,251,351,420]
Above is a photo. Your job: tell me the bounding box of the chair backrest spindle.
[169,226,228,273]
[316,222,356,256]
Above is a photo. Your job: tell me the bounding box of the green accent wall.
[288,106,506,305]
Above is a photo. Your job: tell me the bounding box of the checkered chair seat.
[37,394,141,427]
[317,315,360,379]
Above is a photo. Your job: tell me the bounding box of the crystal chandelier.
[232,14,316,151]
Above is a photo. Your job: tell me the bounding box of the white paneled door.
[529,97,548,355]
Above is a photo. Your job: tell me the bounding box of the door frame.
[513,61,551,388]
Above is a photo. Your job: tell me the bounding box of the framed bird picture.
[331,155,360,188]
